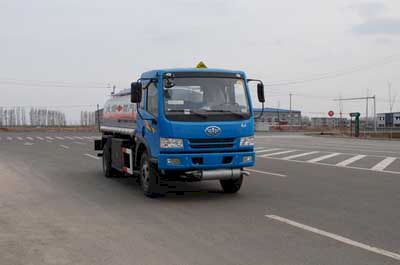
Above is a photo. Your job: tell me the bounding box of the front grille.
[189,138,235,149]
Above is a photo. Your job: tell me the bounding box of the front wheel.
[220,176,243,193]
[140,152,164,198]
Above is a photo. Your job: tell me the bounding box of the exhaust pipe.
[185,169,249,181]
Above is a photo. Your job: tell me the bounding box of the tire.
[102,146,117,178]
[220,176,243,193]
[140,152,164,198]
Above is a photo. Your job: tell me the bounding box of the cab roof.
[140,68,246,79]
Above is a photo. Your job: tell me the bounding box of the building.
[376,112,400,128]
[254,108,302,126]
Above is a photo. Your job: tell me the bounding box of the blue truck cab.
[97,66,265,197]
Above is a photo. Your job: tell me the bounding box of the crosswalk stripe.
[36,136,45,140]
[282,151,320,160]
[74,136,84,140]
[261,150,298,157]
[55,137,65,140]
[7,137,12,140]
[307,153,341,163]
[371,157,396,171]
[256,148,281,154]
[17,137,24,140]
[24,142,34,146]
[65,136,75,140]
[26,137,34,140]
[83,136,92,140]
[336,155,366,167]
[45,137,54,140]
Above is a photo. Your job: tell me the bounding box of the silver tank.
[101,89,137,135]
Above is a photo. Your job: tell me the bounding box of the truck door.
[142,82,160,158]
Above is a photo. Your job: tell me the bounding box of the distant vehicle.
[95,65,265,197]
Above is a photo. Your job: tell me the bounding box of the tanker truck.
[94,65,265,197]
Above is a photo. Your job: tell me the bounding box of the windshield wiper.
[206,110,248,118]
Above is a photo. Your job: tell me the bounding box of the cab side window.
[147,83,158,117]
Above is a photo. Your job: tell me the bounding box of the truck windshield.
[164,77,250,122]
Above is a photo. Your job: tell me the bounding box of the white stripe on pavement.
[84,153,100,160]
[261,150,297,157]
[256,148,281,154]
[60,145,70,149]
[17,137,23,141]
[45,137,54,140]
[7,137,12,140]
[247,169,287,178]
[74,141,87,145]
[26,136,34,140]
[307,153,341,163]
[371,157,396,171]
[36,136,45,140]
[74,136,84,140]
[281,151,319,160]
[55,136,65,140]
[24,142,34,146]
[265,215,400,262]
[336,155,366,167]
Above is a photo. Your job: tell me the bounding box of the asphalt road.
[1,132,400,265]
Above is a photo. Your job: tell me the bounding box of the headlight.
[240,136,255,146]
[160,138,183,149]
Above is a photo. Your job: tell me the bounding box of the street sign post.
[350,112,360,137]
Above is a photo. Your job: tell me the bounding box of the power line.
[264,54,400,86]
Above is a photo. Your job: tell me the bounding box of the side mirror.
[257,83,265,103]
[131,82,142,103]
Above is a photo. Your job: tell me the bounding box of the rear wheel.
[140,152,164,198]
[220,176,243,193]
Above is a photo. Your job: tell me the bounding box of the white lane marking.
[26,136,34,140]
[265,215,400,262]
[282,151,320,160]
[255,148,281,154]
[46,136,54,140]
[74,141,87,145]
[254,147,264,150]
[7,137,12,140]
[371,157,396,171]
[263,155,400,175]
[17,137,24,141]
[83,136,93,140]
[336,155,366,167]
[65,136,75,140]
[307,153,341,163]
[24,142,34,146]
[55,136,65,140]
[60,145,70,149]
[247,168,287,178]
[84,153,100,160]
[74,136,84,140]
[36,136,45,140]
[261,150,298,157]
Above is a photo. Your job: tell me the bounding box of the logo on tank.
[205,126,221,137]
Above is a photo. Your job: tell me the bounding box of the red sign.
[116,105,123,112]
[328,111,334,117]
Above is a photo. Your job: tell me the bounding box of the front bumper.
[158,151,255,170]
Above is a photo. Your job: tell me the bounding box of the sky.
[1,0,400,122]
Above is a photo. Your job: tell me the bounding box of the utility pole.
[373,95,376,133]
[289,93,292,130]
